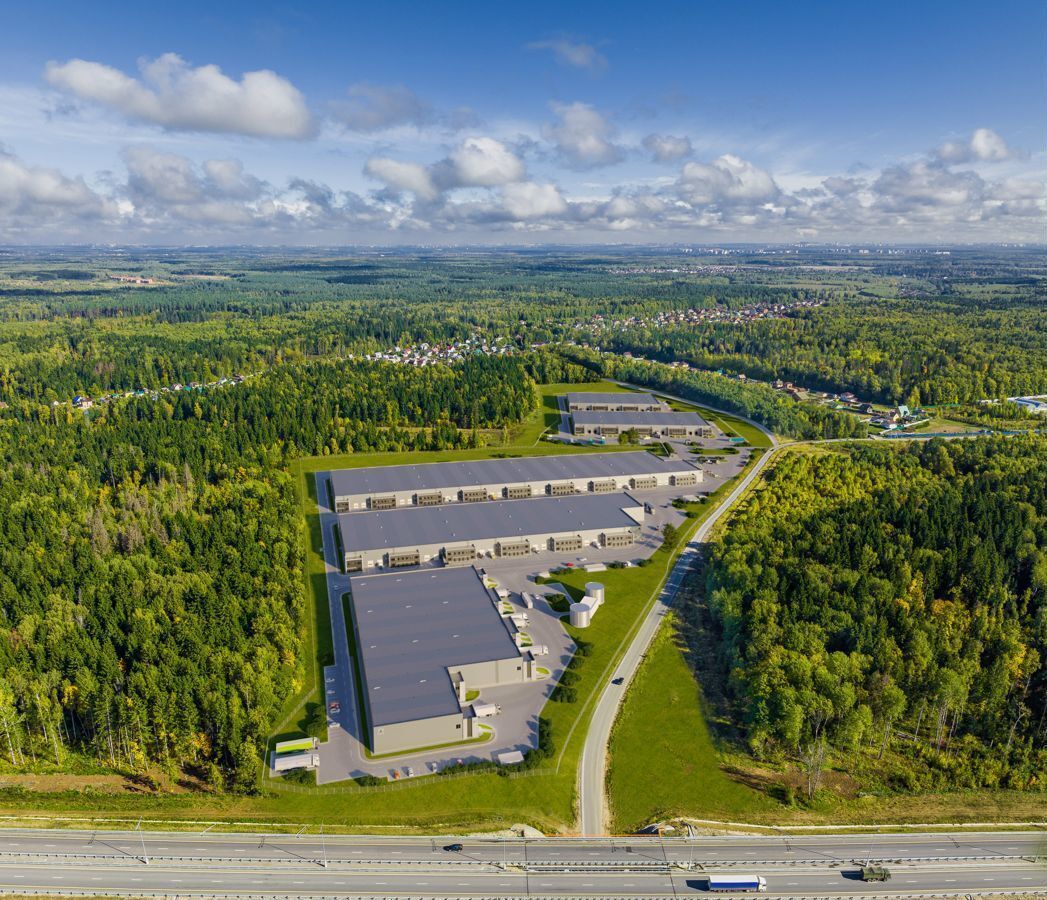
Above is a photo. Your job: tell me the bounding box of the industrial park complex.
[306,390,728,766]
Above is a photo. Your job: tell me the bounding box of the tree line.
[704,438,1046,795]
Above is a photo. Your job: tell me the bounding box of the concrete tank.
[585,582,605,604]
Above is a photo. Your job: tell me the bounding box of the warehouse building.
[339,491,645,572]
[565,391,664,412]
[329,450,701,513]
[571,410,712,440]
[347,566,536,755]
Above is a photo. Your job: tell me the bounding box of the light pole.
[320,824,328,869]
[135,819,148,866]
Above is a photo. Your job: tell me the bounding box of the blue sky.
[0,0,1043,243]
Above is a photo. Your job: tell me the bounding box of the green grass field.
[652,392,772,449]
[607,614,774,831]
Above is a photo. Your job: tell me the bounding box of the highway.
[579,384,779,835]
[0,829,1041,896]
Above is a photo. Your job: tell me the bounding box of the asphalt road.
[0,829,1042,897]
[578,390,778,835]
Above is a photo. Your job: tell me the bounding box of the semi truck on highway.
[706,874,768,892]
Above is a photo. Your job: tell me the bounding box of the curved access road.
[578,396,779,835]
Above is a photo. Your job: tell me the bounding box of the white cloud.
[643,133,693,163]
[542,101,622,167]
[527,39,607,73]
[366,137,524,200]
[330,83,430,132]
[0,149,116,231]
[0,119,1041,242]
[44,53,314,139]
[935,127,1013,164]
[364,157,439,201]
[502,182,567,218]
[444,137,525,187]
[677,154,780,208]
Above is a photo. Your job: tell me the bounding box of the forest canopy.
[705,438,1047,792]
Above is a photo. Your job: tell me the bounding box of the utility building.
[339,491,645,572]
[347,566,536,755]
[329,450,700,513]
[571,410,712,440]
[565,391,664,412]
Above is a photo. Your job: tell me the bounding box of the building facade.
[329,450,701,513]
[571,410,712,439]
[339,491,646,572]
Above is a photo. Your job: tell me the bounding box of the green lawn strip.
[264,462,329,767]
[607,614,774,832]
[530,455,763,795]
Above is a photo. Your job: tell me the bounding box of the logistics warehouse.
[565,391,664,412]
[571,410,712,439]
[347,566,537,755]
[339,491,646,572]
[329,450,701,513]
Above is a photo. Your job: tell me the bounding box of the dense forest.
[705,439,1047,793]
[0,354,546,787]
[587,292,1047,406]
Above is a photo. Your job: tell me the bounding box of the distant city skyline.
[1,0,1044,244]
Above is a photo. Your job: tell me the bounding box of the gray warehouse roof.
[339,491,643,553]
[571,410,709,427]
[348,567,521,727]
[330,450,693,499]
[565,391,660,407]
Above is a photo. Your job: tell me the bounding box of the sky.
[0,0,1044,245]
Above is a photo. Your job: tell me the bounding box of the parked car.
[404,766,414,777]
[328,701,341,714]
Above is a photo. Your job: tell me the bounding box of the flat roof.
[348,567,521,727]
[566,391,660,406]
[339,491,643,553]
[571,410,709,426]
[330,450,693,499]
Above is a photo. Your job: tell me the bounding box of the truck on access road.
[707,874,768,892]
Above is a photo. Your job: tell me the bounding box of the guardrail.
[0,848,1039,868]
[0,890,1044,900]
